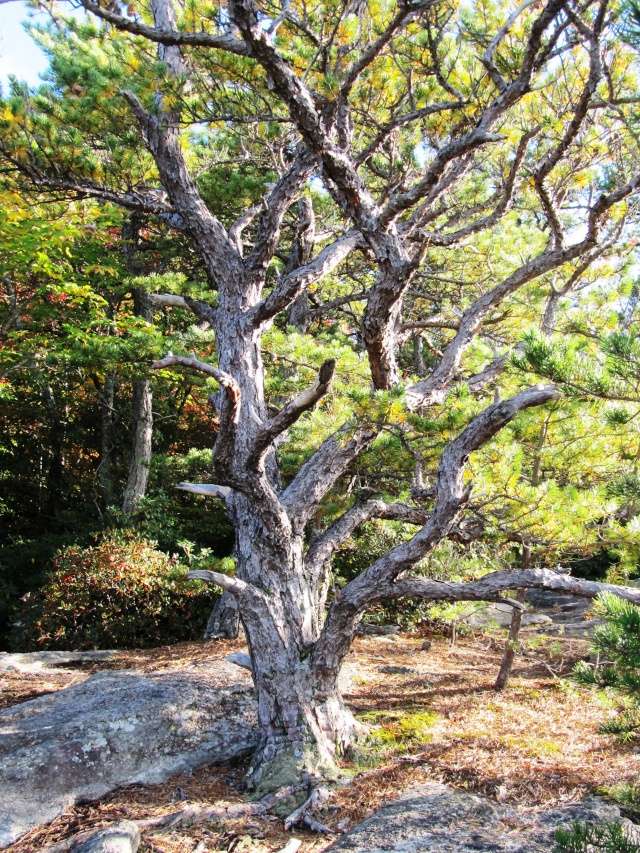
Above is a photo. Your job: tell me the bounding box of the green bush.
[573,592,640,741]
[554,821,640,852]
[11,532,216,650]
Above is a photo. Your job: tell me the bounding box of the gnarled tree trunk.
[231,525,359,790]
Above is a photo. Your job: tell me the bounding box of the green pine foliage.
[554,821,640,853]
[574,593,640,740]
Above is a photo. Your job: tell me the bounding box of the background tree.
[574,593,640,741]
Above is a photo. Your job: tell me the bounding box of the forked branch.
[312,386,559,682]
[152,354,240,425]
[253,359,336,462]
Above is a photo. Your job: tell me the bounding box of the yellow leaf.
[0,106,15,124]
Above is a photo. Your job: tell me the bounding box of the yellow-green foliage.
[350,709,440,768]
[499,734,562,759]
[599,783,640,817]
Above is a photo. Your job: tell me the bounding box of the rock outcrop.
[44,821,141,853]
[329,782,639,852]
[0,669,258,847]
[462,601,552,630]
[0,649,117,674]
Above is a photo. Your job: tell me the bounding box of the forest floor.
[4,630,639,853]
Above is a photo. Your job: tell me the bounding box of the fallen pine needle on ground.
[5,632,639,852]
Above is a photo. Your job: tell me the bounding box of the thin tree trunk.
[495,546,531,690]
[97,373,116,507]
[122,374,153,515]
[121,217,154,516]
[203,591,240,640]
[494,586,527,690]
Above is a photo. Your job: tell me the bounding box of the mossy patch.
[500,734,562,758]
[248,743,340,813]
[347,709,440,770]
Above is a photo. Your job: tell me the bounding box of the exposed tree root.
[43,785,305,852]
[283,785,332,832]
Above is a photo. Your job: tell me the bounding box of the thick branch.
[338,5,429,101]
[306,499,430,576]
[77,0,250,54]
[148,293,217,324]
[356,101,467,166]
[281,423,379,528]
[152,354,240,424]
[228,203,262,253]
[252,359,336,461]
[246,151,316,275]
[415,129,535,247]
[250,231,363,326]
[0,157,176,216]
[380,0,568,224]
[229,0,380,229]
[482,0,538,91]
[384,568,640,607]
[121,18,242,290]
[187,569,253,597]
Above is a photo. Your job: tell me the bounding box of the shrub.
[11,532,216,650]
[573,592,640,741]
[599,783,640,819]
[554,820,640,852]
[0,528,100,649]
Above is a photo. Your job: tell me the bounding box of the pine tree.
[574,593,640,740]
[3,0,640,792]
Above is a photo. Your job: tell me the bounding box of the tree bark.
[121,373,153,515]
[494,587,526,691]
[228,500,357,788]
[121,218,154,516]
[203,591,240,640]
